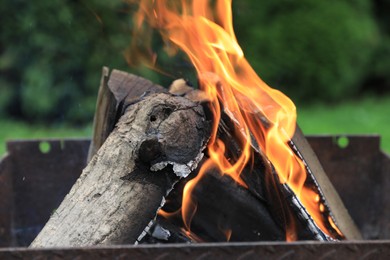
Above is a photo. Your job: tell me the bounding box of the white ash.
[151,225,171,241]
[137,149,205,243]
[150,152,204,178]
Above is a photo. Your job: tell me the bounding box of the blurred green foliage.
[233,0,380,103]
[2,95,389,157]
[0,0,131,123]
[0,0,388,124]
[368,0,390,93]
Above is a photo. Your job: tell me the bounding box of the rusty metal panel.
[4,139,90,246]
[0,135,389,250]
[381,149,390,239]
[307,135,389,239]
[0,154,13,247]
[0,241,390,259]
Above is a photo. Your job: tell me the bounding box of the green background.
[0,0,389,154]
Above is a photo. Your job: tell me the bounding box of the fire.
[130,0,340,240]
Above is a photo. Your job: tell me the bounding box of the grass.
[297,95,390,153]
[0,119,92,157]
[1,95,389,157]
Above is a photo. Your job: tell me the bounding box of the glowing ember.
[130,0,341,240]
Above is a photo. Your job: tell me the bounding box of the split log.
[219,98,361,240]
[147,114,329,242]
[139,77,361,243]
[87,67,116,162]
[30,91,209,247]
[291,126,362,239]
[164,168,286,242]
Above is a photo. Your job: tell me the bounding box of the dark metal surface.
[1,241,390,259]
[0,135,389,258]
[307,135,390,239]
[0,139,90,246]
[0,154,12,246]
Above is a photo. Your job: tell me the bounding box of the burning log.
[153,167,286,242]
[144,106,361,242]
[30,71,209,247]
[145,115,290,243]
[31,68,360,247]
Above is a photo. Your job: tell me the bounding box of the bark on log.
[30,93,209,247]
[87,67,117,162]
[88,68,168,162]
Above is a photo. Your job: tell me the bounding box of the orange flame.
[131,0,338,240]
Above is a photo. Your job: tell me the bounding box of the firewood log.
[30,91,209,247]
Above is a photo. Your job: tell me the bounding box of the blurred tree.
[364,0,390,93]
[233,0,379,103]
[0,0,131,123]
[0,0,386,124]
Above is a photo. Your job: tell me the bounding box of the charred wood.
[154,111,333,242]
